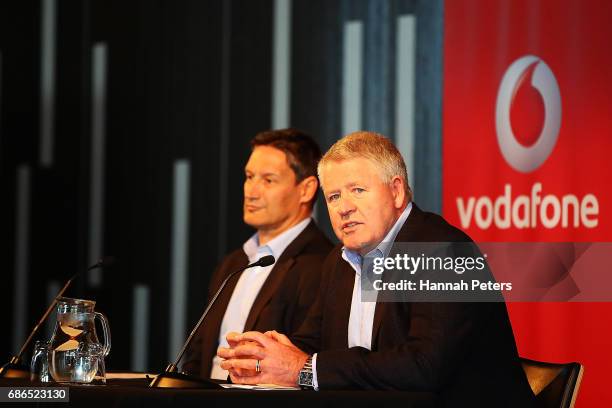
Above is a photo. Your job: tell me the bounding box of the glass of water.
[71,342,106,384]
[30,340,51,383]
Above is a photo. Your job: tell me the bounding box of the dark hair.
[250,128,322,184]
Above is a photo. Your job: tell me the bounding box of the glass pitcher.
[48,297,111,383]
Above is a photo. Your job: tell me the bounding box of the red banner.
[443,1,612,406]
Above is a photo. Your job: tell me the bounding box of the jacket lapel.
[371,302,386,348]
[243,221,319,331]
[371,204,425,346]
[332,260,357,348]
[243,258,295,331]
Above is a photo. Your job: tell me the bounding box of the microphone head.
[99,256,117,268]
[255,255,275,267]
[87,256,117,271]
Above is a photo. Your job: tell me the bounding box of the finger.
[236,340,259,347]
[221,360,245,372]
[229,367,257,377]
[219,344,266,360]
[226,332,243,347]
[229,371,262,385]
[266,330,293,346]
[221,358,259,372]
[220,359,233,370]
[239,331,274,347]
[217,347,234,359]
[232,344,266,359]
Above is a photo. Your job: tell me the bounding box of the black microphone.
[88,256,116,271]
[150,255,276,388]
[250,255,275,267]
[0,257,116,379]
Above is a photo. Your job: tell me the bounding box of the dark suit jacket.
[182,220,333,378]
[292,205,536,407]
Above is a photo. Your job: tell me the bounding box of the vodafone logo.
[454,56,600,231]
[495,55,562,173]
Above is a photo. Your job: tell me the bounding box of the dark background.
[0,0,443,372]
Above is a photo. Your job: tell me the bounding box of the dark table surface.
[0,377,436,408]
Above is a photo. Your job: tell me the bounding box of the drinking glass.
[30,340,51,383]
[71,342,106,384]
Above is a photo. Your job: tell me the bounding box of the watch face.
[299,370,313,387]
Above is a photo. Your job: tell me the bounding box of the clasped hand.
[217,330,308,387]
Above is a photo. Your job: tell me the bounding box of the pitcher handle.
[94,311,112,357]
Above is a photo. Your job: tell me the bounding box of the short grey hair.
[318,131,412,199]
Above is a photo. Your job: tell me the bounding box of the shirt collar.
[342,202,413,275]
[243,217,312,264]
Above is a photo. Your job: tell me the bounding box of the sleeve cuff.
[312,353,319,391]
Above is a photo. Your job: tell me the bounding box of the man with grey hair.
[218,132,535,407]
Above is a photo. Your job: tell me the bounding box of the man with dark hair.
[182,128,333,380]
[250,129,322,187]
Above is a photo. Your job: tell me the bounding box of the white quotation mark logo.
[495,55,562,173]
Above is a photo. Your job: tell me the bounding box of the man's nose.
[337,196,356,218]
[244,179,261,199]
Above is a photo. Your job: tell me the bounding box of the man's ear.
[390,176,406,209]
[299,176,319,205]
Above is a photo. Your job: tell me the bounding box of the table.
[0,378,436,407]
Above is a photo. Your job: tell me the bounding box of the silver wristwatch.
[297,356,314,389]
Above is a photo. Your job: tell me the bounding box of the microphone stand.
[0,258,112,379]
[150,255,275,388]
